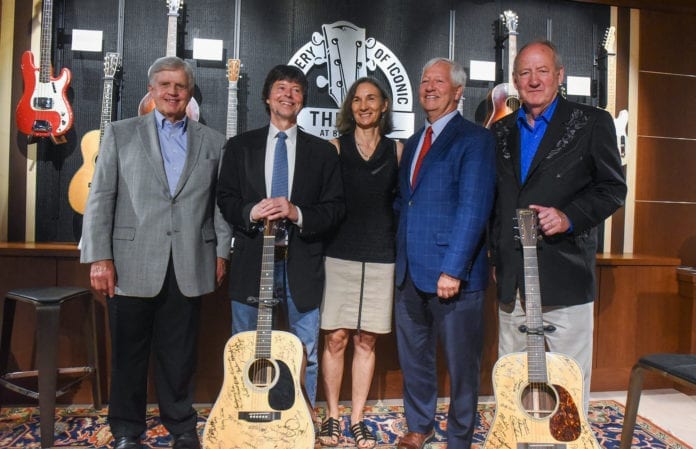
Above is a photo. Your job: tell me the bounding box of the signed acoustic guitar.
[202,220,314,449]
[483,209,600,449]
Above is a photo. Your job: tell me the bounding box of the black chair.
[0,287,102,448]
[620,353,696,449]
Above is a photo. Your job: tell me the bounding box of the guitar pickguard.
[203,331,314,449]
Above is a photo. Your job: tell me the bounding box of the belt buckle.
[274,245,288,260]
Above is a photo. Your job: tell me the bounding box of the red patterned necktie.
[411,126,433,185]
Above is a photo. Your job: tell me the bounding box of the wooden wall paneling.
[55,256,108,403]
[634,202,696,265]
[636,73,696,139]
[639,10,696,76]
[635,137,696,203]
[571,0,696,15]
[593,258,683,391]
[632,8,696,266]
[677,267,696,353]
[192,288,232,402]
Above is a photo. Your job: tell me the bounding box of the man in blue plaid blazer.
[393,57,496,449]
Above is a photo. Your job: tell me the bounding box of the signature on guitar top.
[483,209,600,449]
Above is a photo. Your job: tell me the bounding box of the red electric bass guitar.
[16,0,74,144]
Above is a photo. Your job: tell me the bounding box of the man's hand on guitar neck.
[251,197,300,223]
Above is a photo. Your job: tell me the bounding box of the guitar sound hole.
[520,382,558,419]
[506,96,521,111]
[247,358,278,389]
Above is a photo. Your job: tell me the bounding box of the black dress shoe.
[113,435,141,449]
[172,430,200,449]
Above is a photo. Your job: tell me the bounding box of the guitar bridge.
[238,411,281,422]
[32,120,52,133]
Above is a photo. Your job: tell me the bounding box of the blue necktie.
[271,131,288,198]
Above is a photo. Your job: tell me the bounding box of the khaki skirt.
[320,256,394,333]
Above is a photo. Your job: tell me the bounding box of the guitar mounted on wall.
[483,209,600,449]
[68,52,121,215]
[16,0,74,144]
[484,10,521,129]
[137,0,200,121]
[600,26,628,164]
[203,219,314,449]
[226,58,241,138]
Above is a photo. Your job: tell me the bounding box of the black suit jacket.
[217,126,344,311]
[491,97,627,307]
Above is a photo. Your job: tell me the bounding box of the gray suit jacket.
[80,113,232,298]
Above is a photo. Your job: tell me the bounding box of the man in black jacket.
[491,40,627,413]
[216,65,344,407]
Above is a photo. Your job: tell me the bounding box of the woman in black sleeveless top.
[318,78,402,448]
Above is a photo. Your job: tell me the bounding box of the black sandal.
[350,421,377,449]
[318,417,341,447]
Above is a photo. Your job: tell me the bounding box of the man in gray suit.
[81,56,231,449]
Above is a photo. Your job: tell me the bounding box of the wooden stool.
[619,353,696,449]
[0,286,102,448]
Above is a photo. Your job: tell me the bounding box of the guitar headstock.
[602,26,617,55]
[515,208,539,246]
[103,52,121,79]
[167,0,182,16]
[502,10,519,35]
[227,59,241,82]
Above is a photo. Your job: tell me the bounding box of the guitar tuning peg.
[513,235,520,241]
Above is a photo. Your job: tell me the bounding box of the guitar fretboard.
[255,234,276,359]
[226,80,239,138]
[39,0,54,83]
[99,79,115,140]
[165,9,178,57]
[522,244,549,384]
[507,33,518,97]
[605,43,617,117]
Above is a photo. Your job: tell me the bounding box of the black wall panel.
[34,0,608,242]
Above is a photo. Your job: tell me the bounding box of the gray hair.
[147,56,195,91]
[421,57,467,89]
[514,39,563,73]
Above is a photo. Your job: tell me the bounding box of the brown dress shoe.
[397,429,435,449]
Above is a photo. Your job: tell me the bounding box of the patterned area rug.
[0,400,690,448]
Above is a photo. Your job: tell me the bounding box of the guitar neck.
[39,0,54,82]
[226,80,239,138]
[508,32,518,96]
[255,234,276,359]
[166,12,178,56]
[99,77,115,140]
[605,50,617,117]
[522,244,548,384]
